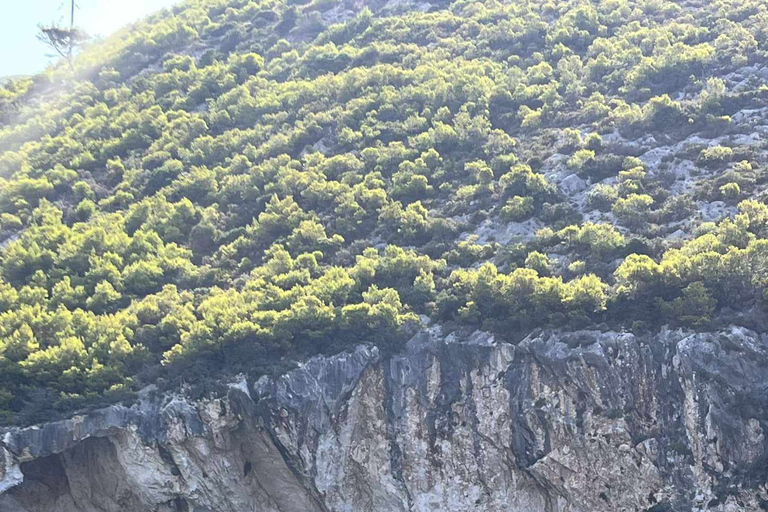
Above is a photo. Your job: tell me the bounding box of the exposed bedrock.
[2,326,768,511]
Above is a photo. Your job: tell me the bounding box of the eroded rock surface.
[2,326,768,511]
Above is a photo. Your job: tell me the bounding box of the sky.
[0,0,181,77]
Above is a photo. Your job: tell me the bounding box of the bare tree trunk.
[69,0,75,65]
[37,0,86,70]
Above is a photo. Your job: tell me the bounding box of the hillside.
[0,0,767,433]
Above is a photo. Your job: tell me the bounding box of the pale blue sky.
[1,0,182,77]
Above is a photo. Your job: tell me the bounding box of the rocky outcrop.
[2,326,768,511]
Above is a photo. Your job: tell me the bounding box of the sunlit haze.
[0,0,181,77]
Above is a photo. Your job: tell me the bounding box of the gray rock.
[698,200,737,222]
[559,173,587,194]
[3,326,768,511]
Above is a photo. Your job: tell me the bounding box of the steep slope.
[3,326,768,511]
[1,0,767,426]
[1,0,768,508]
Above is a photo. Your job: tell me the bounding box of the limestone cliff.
[2,326,768,512]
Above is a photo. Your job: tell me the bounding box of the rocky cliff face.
[2,326,768,512]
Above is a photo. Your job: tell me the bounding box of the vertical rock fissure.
[383,357,415,511]
[250,403,332,512]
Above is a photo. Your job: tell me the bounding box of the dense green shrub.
[0,0,766,426]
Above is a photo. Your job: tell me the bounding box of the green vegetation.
[0,0,767,425]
